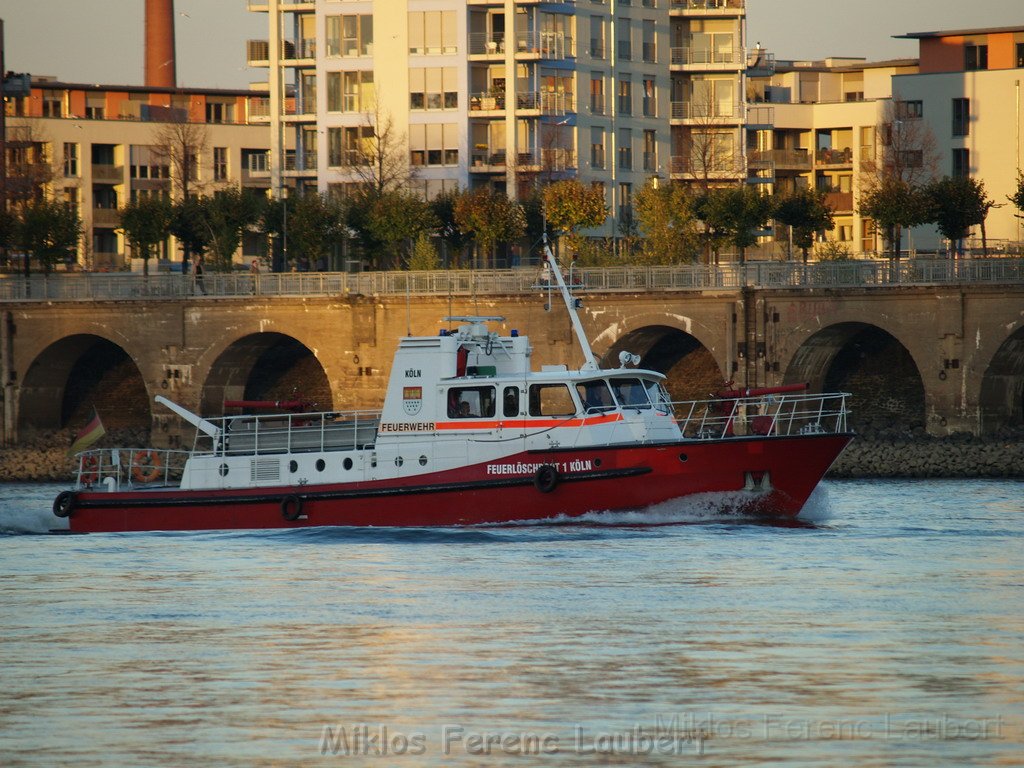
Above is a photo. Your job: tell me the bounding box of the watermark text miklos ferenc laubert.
[318,713,1006,757]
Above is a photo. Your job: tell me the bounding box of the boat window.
[528,383,577,417]
[447,386,495,418]
[610,377,651,409]
[644,379,672,413]
[503,386,520,417]
[576,380,615,413]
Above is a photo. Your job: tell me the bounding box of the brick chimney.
[145,0,177,88]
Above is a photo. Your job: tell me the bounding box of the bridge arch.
[597,324,726,402]
[979,326,1024,435]
[199,332,333,415]
[19,334,151,435]
[784,322,926,435]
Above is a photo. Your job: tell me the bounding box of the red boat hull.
[59,434,852,533]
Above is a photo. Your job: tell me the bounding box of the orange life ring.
[132,449,163,483]
[80,455,99,484]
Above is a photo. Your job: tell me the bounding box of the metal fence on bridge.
[1,258,1023,303]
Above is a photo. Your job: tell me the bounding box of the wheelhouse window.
[503,386,520,418]
[528,384,577,417]
[576,380,615,412]
[447,386,495,418]
[610,378,651,409]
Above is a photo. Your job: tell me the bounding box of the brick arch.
[18,333,151,433]
[198,332,333,416]
[979,325,1024,434]
[588,314,728,402]
[783,322,926,435]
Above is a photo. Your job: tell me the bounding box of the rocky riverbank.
[1,430,1021,483]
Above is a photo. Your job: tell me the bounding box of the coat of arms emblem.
[403,386,423,416]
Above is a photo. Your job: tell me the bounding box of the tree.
[633,181,701,265]
[429,187,471,267]
[542,179,607,257]
[202,189,262,271]
[170,196,211,266]
[347,104,411,197]
[454,188,526,269]
[859,176,931,259]
[695,186,774,263]
[152,116,209,202]
[364,189,435,269]
[119,195,172,276]
[924,176,995,256]
[1009,172,1024,221]
[284,192,348,270]
[4,122,57,207]
[773,188,836,262]
[407,232,441,271]
[16,198,82,276]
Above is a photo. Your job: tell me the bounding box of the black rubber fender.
[534,465,559,493]
[53,490,76,518]
[281,494,303,522]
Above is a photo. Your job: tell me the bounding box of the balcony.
[669,154,745,178]
[247,96,314,122]
[246,38,315,65]
[824,191,854,212]
[512,31,574,59]
[91,164,123,182]
[816,148,853,167]
[748,149,812,171]
[670,45,744,68]
[283,149,318,174]
[247,0,315,9]
[670,0,745,14]
[468,33,506,56]
[92,207,121,227]
[670,100,741,121]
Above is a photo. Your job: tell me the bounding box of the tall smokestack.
[145,0,177,88]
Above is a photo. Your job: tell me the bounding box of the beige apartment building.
[247,0,749,244]
[4,78,280,269]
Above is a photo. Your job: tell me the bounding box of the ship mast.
[543,236,599,371]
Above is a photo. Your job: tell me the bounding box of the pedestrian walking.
[194,255,206,295]
[249,258,260,295]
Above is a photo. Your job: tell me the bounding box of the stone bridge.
[2,283,1022,445]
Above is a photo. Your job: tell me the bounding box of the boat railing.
[73,447,191,490]
[672,392,850,440]
[192,409,382,456]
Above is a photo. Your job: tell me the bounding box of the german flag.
[67,409,106,456]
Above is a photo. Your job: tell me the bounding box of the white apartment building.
[248,0,749,243]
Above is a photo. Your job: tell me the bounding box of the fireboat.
[53,244,852,532]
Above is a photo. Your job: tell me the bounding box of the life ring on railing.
[281,494,303,522]
[80,455,99,484]
[534,464,559,494]
[131,450,163,483]
[53,490,76,518]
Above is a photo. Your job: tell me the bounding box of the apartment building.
[4,78,280,268]
[247,0,748,242]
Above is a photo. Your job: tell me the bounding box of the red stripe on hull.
[64,435,852,532]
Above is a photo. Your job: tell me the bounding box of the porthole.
[594,458,602,467]
[219,463,229,477]
[679,453,688,463]
[343,457,353,471]
[418,455,428,466]
[315,459,326,472]
[395,456,404,467]
[289,460,298,473]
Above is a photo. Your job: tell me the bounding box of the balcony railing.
[670,46,743,66]
[5,259,1022,304]
[670,0,745,11]
[283,149,317,171]
[816,148,853,166]
[92,208,121,227]
[513,31,574,59]
[468,33,506,56]
[824,191,855,212]
[670,100,741,120]
[748,149,812,170]
[91,164,124,182]
[669,154,745,176]
[246,38,315,63]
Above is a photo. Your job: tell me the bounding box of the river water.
[1,479,1022,767]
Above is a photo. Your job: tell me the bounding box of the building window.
[618,182,632,220]
[213,147,228,181]
[590,73,605,114]
[328,126,374,167]
[327,70,374,112]
[643,130,656,171]
[964,44,987,71]
[410,67,457,111]
[242,149,268,175]
[409,123,459,167]
[590,16,605,58]
[1017,43,1024,68]
[326,15,373,57]
[952,97,970,137]
[617,128,632,170]
[205,102,233,123]
[897,150,923,169]
[590,127,605,169]
[952,148,970,178]
[642,19,656,63]
[618,18,631,61]
[129,145,170,180]
[63,187,79,217]
[85,104,105,120]
[408,11,457,55]
[63,143,79,177]
[895,100,923,119]
[642,77,656,117]
[42,96,62,117]
[617,76,632,115]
